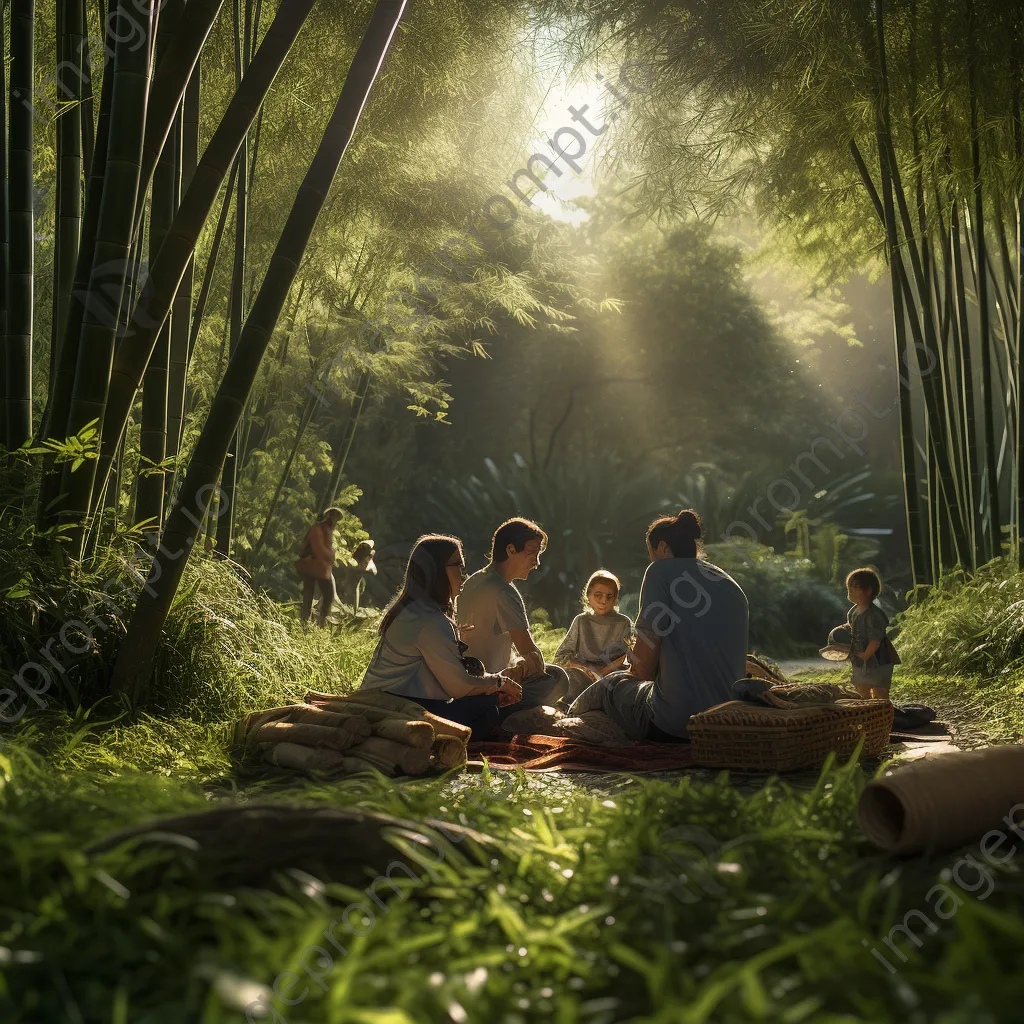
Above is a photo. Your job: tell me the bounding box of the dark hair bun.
[677,509,703,538]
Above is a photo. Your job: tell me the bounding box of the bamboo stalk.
[216,0,250,558]
[94,0,317,513]
[138,6,184,533]
[61,0,157,552]
[50,0,85,414]
[167,61,201,463]
[111,0,410,703]
[39,0,115,456]
[0,2,8,448]
[968,55,1001,558]
[6,0,35,449]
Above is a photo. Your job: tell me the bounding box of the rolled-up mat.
[858,745,1024,854]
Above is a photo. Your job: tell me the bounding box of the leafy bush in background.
[425,454,859,651]
[0,523,375,724]
[708,541,849,655]
[425,452,675,623]
[895,557,1024,677]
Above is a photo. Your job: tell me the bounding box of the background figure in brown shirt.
[295,508,342,626]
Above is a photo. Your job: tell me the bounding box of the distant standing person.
[555,569,634,702]
[456,518,569,724]
[335,539,378,611]
[295,508,342,626]
[570,509,747,741]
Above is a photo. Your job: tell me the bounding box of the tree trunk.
[61,0,156,552]
[6,0,35,449]
[94,0,318,509]
[112,0,409,703]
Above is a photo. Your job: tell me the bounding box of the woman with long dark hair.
[358,535,522,739]
[569,509,748,741]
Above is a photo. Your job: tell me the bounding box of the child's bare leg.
[870,687,891,702]
[853,683,872,699]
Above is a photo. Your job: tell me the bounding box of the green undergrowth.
[2,736,1023,1023]
[895,557,1024,678]
[3,558,1024,1020]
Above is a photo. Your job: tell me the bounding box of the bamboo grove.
[540,0,1024,589]
[0,0,587,698]
[7,0,1024,698]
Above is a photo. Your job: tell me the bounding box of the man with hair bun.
[569,509,748,741]
[456,517,569,729]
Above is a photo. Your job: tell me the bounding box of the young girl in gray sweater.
[555,570,635,702]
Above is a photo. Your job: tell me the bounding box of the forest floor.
[2,620,1022,1022]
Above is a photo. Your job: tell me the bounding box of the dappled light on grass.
[2,732,1023,1021]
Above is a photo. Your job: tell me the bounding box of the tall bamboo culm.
[0,2,8,449]
[216,0,251,558]
[112,0,410,702]
[6,0,35,450]
[92,0,319,516]
[50,0,85,419]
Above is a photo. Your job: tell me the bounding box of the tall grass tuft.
[150,557,376,721]
[896,557,1024,677]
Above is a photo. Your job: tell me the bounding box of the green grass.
[3,560,1024,1021]
[2,732,1023,1023]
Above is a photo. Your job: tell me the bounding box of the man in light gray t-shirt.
[456,518,569,725]
[457,565,529,674]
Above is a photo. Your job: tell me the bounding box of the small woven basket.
[688,699,894,772]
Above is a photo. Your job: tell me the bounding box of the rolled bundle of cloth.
[235,691,471,779]
[858,745,1024,855]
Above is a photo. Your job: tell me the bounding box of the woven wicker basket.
[688,699,894,772]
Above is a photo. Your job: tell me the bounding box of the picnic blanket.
[467,733,695,773]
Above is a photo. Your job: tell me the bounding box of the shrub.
[707,541,849,655]
[895,557,1024,677]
